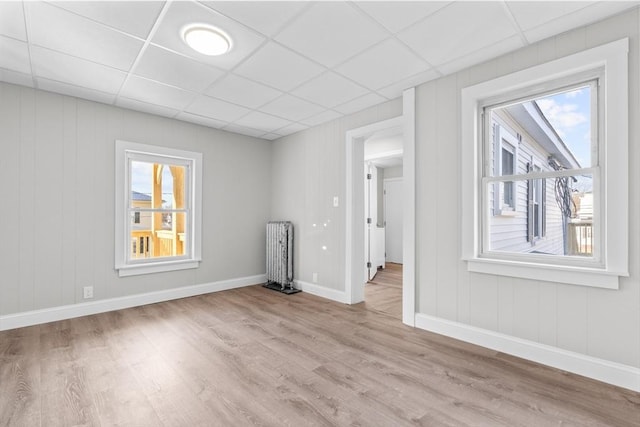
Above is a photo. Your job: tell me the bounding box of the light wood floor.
[365,262,402,319]
[1,285,639,426]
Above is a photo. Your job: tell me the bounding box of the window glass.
[128,159,190,261]
[486,173,594,257]
[483,82,596,259]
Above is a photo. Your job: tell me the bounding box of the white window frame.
[115,140,203,277]
[461,39,628,289]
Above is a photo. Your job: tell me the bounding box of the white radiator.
[264,221,299,294]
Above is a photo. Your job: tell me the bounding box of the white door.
[384,179,403,263]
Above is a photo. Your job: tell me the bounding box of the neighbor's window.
[115,140,202,277]
[461,39,629,289]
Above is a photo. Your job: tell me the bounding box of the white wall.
[270,99,402,291]
[0,82,271,317]
[384,166,403,179]
[416,9,640,369]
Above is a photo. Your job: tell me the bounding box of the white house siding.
[489,111,565,255]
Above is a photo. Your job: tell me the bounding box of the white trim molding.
[416,313,640,392]
[0,275,265,331]
[294,280,350,304]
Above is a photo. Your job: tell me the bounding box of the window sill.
[116,259,200,277]
[495,209,517,217]
[465,257,626,289]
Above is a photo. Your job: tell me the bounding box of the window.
[461,39,628,289]
[115,140,202,277]
[493,125,517,214]
[529,166,545,241]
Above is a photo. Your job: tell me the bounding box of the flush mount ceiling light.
[182,24,231,56]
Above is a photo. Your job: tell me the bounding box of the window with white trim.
[115,140,202,277]
[461,39,628,289]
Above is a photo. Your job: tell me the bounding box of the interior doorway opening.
[345,87,415,327]
[363,128,404,319]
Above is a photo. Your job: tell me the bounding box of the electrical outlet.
[312,272,318,283]
[83,286,94,299]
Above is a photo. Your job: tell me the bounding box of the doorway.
[344,87,415,326]
[363,131,404,319]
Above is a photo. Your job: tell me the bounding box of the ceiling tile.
[176,111,228,129]
[222,123,269,139]
[0,36,31,75]
[261,94,325,122]
[232,111,293,133]
[31,46,126,94]
[336,39,429,90]
[354,1,450,34]
[151,1,265,70]
[292,72,369,108]
[203,1,307,37]
[206,74,282,109]
[275,2,388,68]
[334,93,388,115]
[0,69,33,88]
[261,133,281,141]
[274,122,309,137]
[27,2,143,71]
[51,1,165,39]
[118,97,180,119]
[301,110,343,127]
[522,2,640,44]
[37,78,116,105]
[506,1,594,31]
[120,75,195,110]
[0,1,27,40]
[185,94,251,122]
[134,45,225,92]
[376,68,442,99]
[234,42,324,92]
[436,35,524,77]
[397,2,516,67]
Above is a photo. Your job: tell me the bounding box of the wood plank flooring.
[365,263,402,319]
[1,285,639,426]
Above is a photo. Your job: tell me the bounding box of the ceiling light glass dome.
[182,24,231,56]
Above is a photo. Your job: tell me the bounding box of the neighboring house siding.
[489,110,565,255]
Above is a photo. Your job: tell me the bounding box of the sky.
[131,161,176,206]
[536,85,592,169]
[536,85,593,192]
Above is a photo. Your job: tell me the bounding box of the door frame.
[345,88,415,327]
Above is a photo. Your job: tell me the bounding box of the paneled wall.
[0,83,271,316]
[415,9,640,368]
[270,99,402,291]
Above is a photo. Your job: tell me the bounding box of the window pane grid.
[125,155,192,264]
[480,79,598,263]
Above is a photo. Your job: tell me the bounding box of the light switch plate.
[333,196,339,207]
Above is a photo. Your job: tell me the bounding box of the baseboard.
[415,313,640,392]
[0,274,266,331]
[294,280,350,304]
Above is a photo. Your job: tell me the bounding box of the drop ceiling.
[1,1,637,141]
